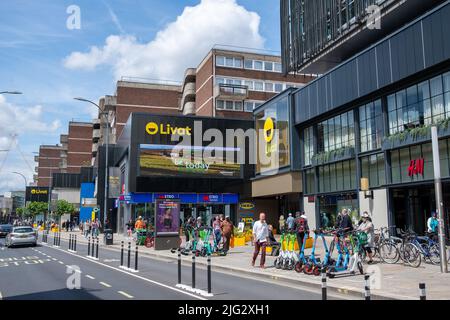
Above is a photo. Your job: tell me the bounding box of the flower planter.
[311,147,355,166]
[233,237,246,247]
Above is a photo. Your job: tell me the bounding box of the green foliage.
[385,119,450,145]
[55,200,75,217]
[311,146,354,165]
[15,207,31,218]
[27,202,48,217]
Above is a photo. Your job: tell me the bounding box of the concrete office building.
[260,1,450,234]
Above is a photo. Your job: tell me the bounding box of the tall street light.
[12,171,27,187]
[74,97,109,228]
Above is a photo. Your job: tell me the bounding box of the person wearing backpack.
[294,211,309,255]
[357,212,375,264]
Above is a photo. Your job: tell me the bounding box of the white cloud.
[63,0,265,81]
[0,96,61,194]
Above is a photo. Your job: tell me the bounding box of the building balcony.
[93,129,101,142]
[93,118,101,130]
[35,167,39,173]
[92,143,98,153]
[34,156,39,162]
[214,84,248,101]
[104,95,117,112]
[180,82,196,113]
[183,101,195,115]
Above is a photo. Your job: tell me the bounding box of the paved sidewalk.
[47,230,450,300]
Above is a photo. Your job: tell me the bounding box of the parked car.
[0,224,13,238]
[5,226,37,248]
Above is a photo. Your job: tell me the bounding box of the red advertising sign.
[408,158,424,177]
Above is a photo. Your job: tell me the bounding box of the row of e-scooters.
[274,228,367,278]
[171,226,227,257]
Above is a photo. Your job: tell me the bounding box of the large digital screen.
[155,198,180,236]
[139,144,241,178]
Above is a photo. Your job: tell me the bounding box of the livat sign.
[408,158,424,177]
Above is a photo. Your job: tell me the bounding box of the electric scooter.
[274,232,287,269]
[327,231,364,278]
[303,229,332,276]
[283,232,297,270]
[171,225,196,255]
[295,232,310,273]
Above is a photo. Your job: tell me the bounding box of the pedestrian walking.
[251,213,269,269]
[213,216,222,249]
[357,212,375,264]
[278,215,285,234]
[221,216,234,253]
[294,211,309,255]
[286,213,295,231]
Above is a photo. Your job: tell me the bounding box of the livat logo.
[263,117,275,143]
[31,189,48,195]
[146,122,192,136]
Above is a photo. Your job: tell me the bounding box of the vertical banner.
[155,198,180,236]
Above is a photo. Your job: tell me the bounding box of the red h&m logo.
[408,158,424,177]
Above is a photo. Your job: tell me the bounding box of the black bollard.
[178,251,181,284]
[207,255,211,294]
[69,234,72,250]
[364,274,371,301]
[321,267,327,300]
[120,241,124,266]
[74,235,77,252]
[88,236,91,256]
[127,242,131,269]
[96,237,99,259]
[192,255,196,289]
[419,283,426,300]
[135,246,139,271]
[53,233,56,246]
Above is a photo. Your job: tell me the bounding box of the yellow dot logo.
[146,122,159,135]
[264,117,275,143]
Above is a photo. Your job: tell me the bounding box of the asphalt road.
[0,235,337,300]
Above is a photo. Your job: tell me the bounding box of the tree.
[55,200,75,217]
[27,202,48,218]
[16,207,30,218]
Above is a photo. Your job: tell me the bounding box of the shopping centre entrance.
[390,185,450,236]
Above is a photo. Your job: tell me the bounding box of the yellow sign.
[263,117,275,143]
[91,210,96,222]
[31,189,48,195]
[146,122,192,136]
[239,202,255,210]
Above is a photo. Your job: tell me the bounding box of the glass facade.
[255,96,290,175]
[388,71,450,134]
[361,153,386,188]
[318,159,356,193]
[303,126,314,166]
[390,139,450,184]
[360,99,383,152]
[317,110,355,153]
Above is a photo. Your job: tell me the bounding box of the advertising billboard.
[155,198,180,236]
[25,187,50,203]
[139,144,241,178]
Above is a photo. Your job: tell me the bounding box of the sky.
[0,0,281,195]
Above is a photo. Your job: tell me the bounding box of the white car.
[5,226,37,248]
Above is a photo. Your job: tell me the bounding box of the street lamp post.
[74,98,109,228]
[11,172,27,222]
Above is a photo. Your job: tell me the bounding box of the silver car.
[5,226,37,248]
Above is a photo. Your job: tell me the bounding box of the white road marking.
[46,245,206,300]
[85,275,95,280]
[52,258,57,261]
[0,291,3,300]
[99,282,111,288]
[118,291,134,299]
[58,261,64,265]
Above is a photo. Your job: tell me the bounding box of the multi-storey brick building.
[35,145,64,187]
[66,122,93,174]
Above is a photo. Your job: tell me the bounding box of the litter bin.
[103,229,113,245]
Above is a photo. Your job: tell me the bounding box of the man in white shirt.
[252,212,269,268]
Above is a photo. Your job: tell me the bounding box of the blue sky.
[0,0,281,194]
